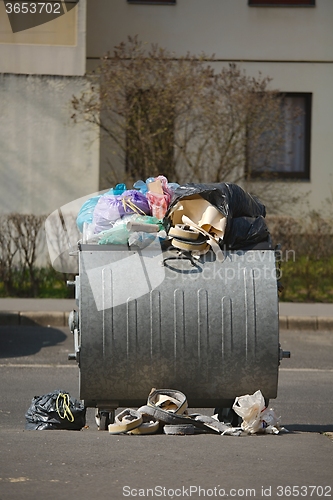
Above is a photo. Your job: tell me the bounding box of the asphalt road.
[0,326,332,500]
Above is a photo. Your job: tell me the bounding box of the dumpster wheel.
[95,409,115,431]
[214,407,242,427]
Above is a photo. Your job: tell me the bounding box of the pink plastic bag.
[146,176,172,219]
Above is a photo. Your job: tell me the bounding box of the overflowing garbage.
[76,175,270,254]
[65,177,285,439]
[25,388,285,435]
[232,390,286,435]
[103,388,286,436]
[106,388,241,436]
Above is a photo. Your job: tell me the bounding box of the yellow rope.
[56,393,75,422]
[122,196,147,216]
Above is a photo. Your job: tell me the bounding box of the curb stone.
[0,312,332,330]
[279,316,288,329]
[317,317,333,330]
[287,316,318,330]
[324,432,333,441]
[0,311,70,327]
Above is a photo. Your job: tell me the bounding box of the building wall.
[86,0,333,213]
[86,0,332,63]
[231,61,333,213]
[0,0,101,219]
[0,74,99,215]
[0,0,86,76]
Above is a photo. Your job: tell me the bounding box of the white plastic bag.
[232,390,281,434]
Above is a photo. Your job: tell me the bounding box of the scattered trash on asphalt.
[105,388,242,436]
[232,389,287,435]
[25,388,286,436]
[25,390,86,430]
[82,388,286,437]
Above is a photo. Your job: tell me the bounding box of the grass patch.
[0,257,332,302]
[0,267,75,299]
[279,256,333,302]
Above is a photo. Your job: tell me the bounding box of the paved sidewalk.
[0,298,76,327]
[0,298,332,329]
[279,302,333,330]
[0,298,77,312]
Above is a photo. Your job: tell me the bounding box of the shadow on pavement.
[284,424,333,433]
[0,324,67,358]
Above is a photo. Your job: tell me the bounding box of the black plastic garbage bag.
[226,216,270,250]
[25,390,86,430]
[164,182,267,249]
[165,182,266,222]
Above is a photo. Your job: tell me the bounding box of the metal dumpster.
[68,237,289,427]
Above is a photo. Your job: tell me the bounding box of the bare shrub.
[267,213,333,259]
[0,214,47,296]
[72,36,300,212]
[0,215,19,295]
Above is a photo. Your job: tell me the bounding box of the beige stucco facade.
[0,73,100,214]
[0,0,101,216]
[0,0,332,216]
[86,0,333,213]
[86,0,333,62]
[0,0,86,75]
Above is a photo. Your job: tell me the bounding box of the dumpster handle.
[163,252,202,273]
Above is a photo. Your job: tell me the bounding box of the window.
[128,0,175,4]
[247,93,312,180]
[249,0,315,5]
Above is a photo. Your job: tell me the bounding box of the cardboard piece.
[148,179,164,195]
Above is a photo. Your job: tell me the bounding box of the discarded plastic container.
[68,237,290,429]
